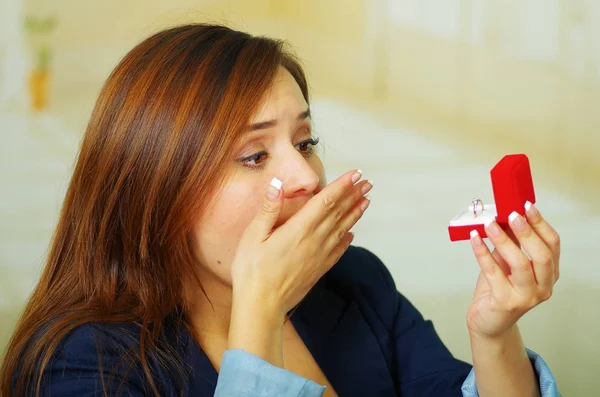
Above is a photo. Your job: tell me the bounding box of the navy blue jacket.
[36,246,547,396]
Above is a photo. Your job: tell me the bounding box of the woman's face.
[192,66,326,285]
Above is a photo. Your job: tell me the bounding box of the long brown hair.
[0,24,309,396]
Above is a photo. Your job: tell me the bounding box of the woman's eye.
[295,137,320,154]
[241,152,268,167]
[238,137,319,171]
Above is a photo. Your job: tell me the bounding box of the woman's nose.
[278,151,320,197]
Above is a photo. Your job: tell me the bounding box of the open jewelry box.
[448,154,536,241]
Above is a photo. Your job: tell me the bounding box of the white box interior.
[449,204,497,226]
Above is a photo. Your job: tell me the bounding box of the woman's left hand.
[467,201,560,339]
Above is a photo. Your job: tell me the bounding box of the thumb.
[250,177,283,238]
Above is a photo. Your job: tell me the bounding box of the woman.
[0,24,561,396]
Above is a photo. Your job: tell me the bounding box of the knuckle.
[321,194,336,210]
[529,216,543,227]
[522,225,535,238]
[355,185,367,200]
[514,258,530,271]
[261,201,279,214]
[494,232,510,245]
[333,205,344,223]
[473,244,489,257]
[351,205,364,223]
[538,288,553,302]
[481,264,496,279]
[484,260,498,276]
[548,230,561,248]
[524,296,541,311]
[295,232,308,247]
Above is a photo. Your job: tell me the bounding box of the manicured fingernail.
[470,229,483,246]
[270,177,282,190]
[509,211,525,230]
[352,169,363,184]
[360,197,370,212]
[484,219,502,237]
[361,180,373,195]
[524,201,538,216]
[267,177,282,200]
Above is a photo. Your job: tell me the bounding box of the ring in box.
[448,154,536,241]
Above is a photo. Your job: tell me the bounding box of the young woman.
[0,24,561,396]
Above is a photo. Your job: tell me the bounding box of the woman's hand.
[227,169,371,366]
[467,202,560,339]
[230,169,371,315]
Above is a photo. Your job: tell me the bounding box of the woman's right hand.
[230,169,371,316]
[227,169,372,365]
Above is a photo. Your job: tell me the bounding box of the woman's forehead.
[250,67,308,124]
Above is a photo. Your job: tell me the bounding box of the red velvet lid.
[490,154,536,223]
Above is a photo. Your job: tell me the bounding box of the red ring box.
[448,154,536,241]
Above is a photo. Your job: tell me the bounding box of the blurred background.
[1,0,599,395]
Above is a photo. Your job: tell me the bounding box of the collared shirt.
[215,348,560,397]
[39,246,560,396]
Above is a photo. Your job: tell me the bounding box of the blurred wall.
[4,0,599,395]
[25,0,600,201]
[0,0,27,108]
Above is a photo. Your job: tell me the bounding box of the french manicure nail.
[470,229,483,246]
[360,197,370,212]
[509,210,526,230]
[361,180,373,195]
[351,169,362,184]
[267,177,282,200]
[270,177,282,190]
[485,220,502,237]
[524,200,539,216]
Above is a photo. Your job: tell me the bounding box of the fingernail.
[270,177,282,190]
[524,201,538,216]
[470,229,483,246]
[484,219,502,237]
[351,169,362,184]
[361,180,373,195]
[360,197,370,212]
[509,211,525,230]
[267,177,282,200]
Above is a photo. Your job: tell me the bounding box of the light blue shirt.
[41,247,561,396]
[216,348,561,397]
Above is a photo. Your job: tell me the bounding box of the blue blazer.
[38,246,559,396]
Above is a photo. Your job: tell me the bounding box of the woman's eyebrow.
[247,108,311,132]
